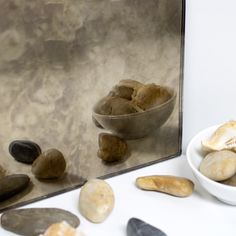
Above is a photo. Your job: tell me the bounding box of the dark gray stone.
[0,174,30,201]
[127,218,167,236]
[9,140,41,164]
[1,208,80,236]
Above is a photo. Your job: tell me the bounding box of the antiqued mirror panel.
[0,0,184,211]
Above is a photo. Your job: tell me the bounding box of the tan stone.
[199,150,236,181]
[136,175,194,197]
[79,179,114,223]
[39,221,85,236]
[132,84,171,110]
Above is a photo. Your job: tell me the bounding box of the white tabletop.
[2,0,236,235]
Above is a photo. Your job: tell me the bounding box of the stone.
[79,179,115,223]
[95,96,137,115]
[127,218,167,236]
[9,140,41,164]
[0,174,30,201]
[221,174,236,186]
[97,133,128,162]
[136,175,194,197]
[1,208,80,236]
[199,150,236,181]
[39,221,85,236]
[132,84,171,110]
[109,84,135,100]
[32,148,66,179]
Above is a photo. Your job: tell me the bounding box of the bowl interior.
[186,124,236,205]
[93,86,176,118]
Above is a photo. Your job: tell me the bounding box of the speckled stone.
[79,179,114,223]
[132,84,171,110]
[9,140,41,164]
[127,218,167,236]
[40,221,85,236]
[32,148,66,179]
[1,208,80,236]
[97,133,128,162]
[200,150,236,181]
[136,175,194,197]
[0,174,30,201]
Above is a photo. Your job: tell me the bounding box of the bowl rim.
[92,86,177,119]
[186,123,236,191]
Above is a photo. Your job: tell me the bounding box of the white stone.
[79,179,115,223]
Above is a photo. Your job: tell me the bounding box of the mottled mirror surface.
[0,0,184,211]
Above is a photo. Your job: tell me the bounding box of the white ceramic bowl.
[186,124,236,205]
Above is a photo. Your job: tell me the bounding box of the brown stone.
[95,97,137,115]
[32,148,66,179]
[132,84,171,110]
[136,175,194,197]
[97,133,128,162]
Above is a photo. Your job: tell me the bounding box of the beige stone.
[79,179,114,223]
[200,150,236,181]
[39,221,85,236]
[136,175,194,197]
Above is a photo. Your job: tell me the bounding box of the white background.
[2,0,236,235]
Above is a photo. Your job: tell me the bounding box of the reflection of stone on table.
[0,174,30,202]
[32,149,66,179]
[97,133,128,163]
[9,140,42,164]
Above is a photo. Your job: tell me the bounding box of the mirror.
[0,0,185,211]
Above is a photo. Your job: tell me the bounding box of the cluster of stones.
[94,79,171,116]
[0,140,67,203]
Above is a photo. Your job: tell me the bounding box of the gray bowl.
[92,87,176,139]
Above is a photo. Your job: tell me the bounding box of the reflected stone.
[97,133,128,162]
[95,97,137,115]
[1,208,80,236]
[0,174,30,201]
[127,218,167,236]
[132,84,171,110]
[32,148,66,179]
[9,140,41,164]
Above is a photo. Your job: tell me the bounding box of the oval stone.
[97,133,128,162]
[0,174,30,201]
[32,149,66,179]
[127,218,167,236]
[1,208,80,236]
[136,175,194,197]
[200,150,236,181]
[79,179,115,223]
[9,140,41,164]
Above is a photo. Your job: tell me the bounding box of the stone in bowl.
[92,86,176,139]
[186,124,236,205]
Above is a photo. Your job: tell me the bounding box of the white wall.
[183,0,236,152]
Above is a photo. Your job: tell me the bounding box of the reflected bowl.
[92,86,176,139]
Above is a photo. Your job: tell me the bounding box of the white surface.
[2,0,236,235]
[187,124,236,205]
